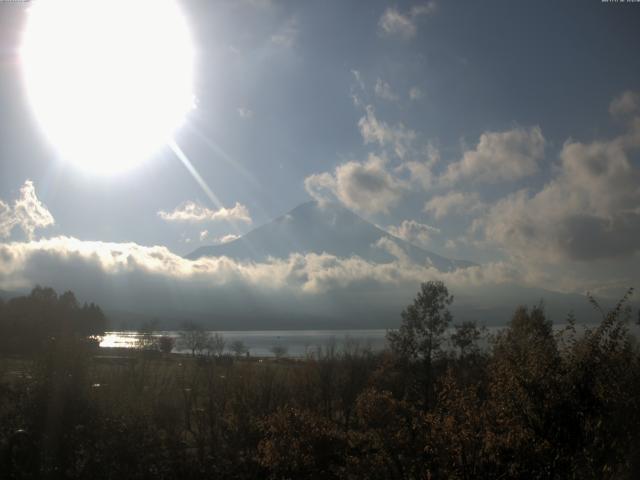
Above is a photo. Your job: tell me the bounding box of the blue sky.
[1,0,640,320]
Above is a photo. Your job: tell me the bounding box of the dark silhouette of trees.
[178,321,226,357]
[450,320,484,359]
[270,345,288,359]
[137,319,160,351]
[158,335,176,354]
[0,286,106,353]
[208,332,226,357]
[387,280,453,407]
[179,321,210,357]
[387,281,453,361]
[1,281,639,479]
[231,339,248,357]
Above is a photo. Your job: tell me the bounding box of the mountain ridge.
[186,200,474,271]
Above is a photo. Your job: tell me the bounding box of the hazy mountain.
[187,201,473,270]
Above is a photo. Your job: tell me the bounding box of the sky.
[1,0,639,325]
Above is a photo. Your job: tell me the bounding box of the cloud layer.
[0,235,539,329]
[0,236,520,298]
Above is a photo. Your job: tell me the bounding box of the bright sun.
[21,0,195,175]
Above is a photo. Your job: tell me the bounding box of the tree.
[158,335,175,354]
[387,280,453,406]
[270,345,288,359]
[137,319,159,351]
[179,321,210,357]
[450,321,484,359]
[207,332,226,357]
[230,340,248,357]
[387,281,453,362]
[0,286,108,353]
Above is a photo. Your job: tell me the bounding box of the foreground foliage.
[0,283,639,479]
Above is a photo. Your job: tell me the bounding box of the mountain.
[186,201,473,271]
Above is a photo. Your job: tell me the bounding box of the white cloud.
[0,180,54,240]
[358,105,416,159]
[237,107,254,119]
[387,220,440,248]
[443,126,545,184]
[304,154,407,214]
[374,78,398,101]
[409,86,424,101]
[199,230,240,244]
[409,3,438,17]
[398,142,440,189]
[350,69,365,106]
[379,7,416,38]
[271,16,298,48]
[609,90,639,119]
[374,236,410,264]
[0,236,517,298]
[0,201,12,239]
[424,192,482,220]
[307,107,434,213]
[217,233,241,244]
[478,117,640,262]
[378,2,436,39]
[158,201,252,224]
[351,69,365,91]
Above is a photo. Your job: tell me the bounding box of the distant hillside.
[187,201,474,271]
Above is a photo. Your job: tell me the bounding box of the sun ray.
[169,139,260,256]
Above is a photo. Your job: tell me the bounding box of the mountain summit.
[186,201,473,271]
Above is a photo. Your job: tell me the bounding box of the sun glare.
[21,0,195,175]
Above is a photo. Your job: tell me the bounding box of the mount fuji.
[187,201,473,271]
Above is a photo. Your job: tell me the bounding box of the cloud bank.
[0,236,530,325]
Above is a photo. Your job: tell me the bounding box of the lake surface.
[100,329,390,358]
[101,323,631,358]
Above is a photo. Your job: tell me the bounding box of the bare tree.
[137,319,160,351]
[270,345,288,359]
[158,335,175,354]
[179,321,210,357]
[206,332,226,357]
[230,339,248,357]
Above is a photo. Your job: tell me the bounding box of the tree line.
[0,286,106,353]
[0,281,639,478]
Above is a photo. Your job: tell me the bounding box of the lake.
[100,329,390,358]
[100,323,628,358]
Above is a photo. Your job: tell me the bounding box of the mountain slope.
[186,201,473,271]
